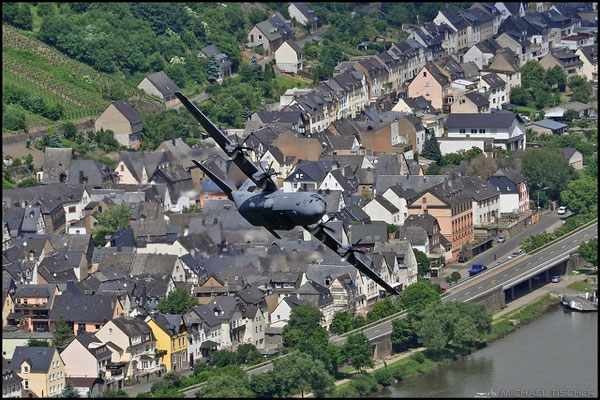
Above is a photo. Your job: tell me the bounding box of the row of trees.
[3,84,65,121]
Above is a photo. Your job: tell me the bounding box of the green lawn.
[568,281,597,293]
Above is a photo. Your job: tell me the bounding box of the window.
[479,129,486,133]
[459,128,466,133]
[22,366,29,374]
[471,129,477,134]
[68,206,76,213]
[108,328,113,334]
[423,71,427,77]
[95,324,101,330]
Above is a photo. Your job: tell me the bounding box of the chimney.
[172,139,176,146]
[79,170,84,184]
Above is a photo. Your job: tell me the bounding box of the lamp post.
[537,186,550,210]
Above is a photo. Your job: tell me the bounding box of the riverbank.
[324,273,590,398]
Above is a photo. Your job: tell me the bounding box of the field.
[2,23,134,128]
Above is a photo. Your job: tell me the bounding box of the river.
[370,304,598,398]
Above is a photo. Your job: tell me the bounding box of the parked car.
[551,275,561,283]
[497,236,506,243]
[459,255,468,263]
[558,206,567,215]
[441,286,448,292]
[468,264,487,276]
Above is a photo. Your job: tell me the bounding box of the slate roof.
[373,196,399,214]
[445,111,523,129]
[189,305,221,328]
[463,92,490,107]
[455,176,500,201]
[562,147,580,160]
[110,315,153,339]
[404,213,440,236]
[578,44,598,65]
[399,96,437,115]
[42,148,72,184]
[66,159,115,187]
[491,167,525,184]
[207,296,243,320]
[11,347,56,372]
[111,100,143,125]
[130,254,178,276]
[350,221,387,245]
[49,294,119,323]
[528,119,568,130]
[281,39,303,55]
[151,313,184,335]
[144,71,181,97]
[75,332,112,359]
[375,175,448,195]
[385,184,418,202]
[481,72,506,88]
[426,181,472,207]
[118,151,170,183]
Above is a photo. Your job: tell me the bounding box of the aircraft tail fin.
[191,159,234,201]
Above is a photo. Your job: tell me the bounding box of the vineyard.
[2,23,135,123]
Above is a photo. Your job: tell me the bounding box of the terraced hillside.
[2,23,133,125]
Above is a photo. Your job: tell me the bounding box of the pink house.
[407,64,449,111]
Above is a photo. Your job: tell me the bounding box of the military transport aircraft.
[175,92,400,295]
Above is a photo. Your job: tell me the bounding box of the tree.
[367,298,397,322]
[467,155,498,179]
[2,107,27,131]
[18,178,40,188]
[96,203,133,231]
[61,380,80,398]
[27,338,50,347]
[52,316,74,348]
[342,333,374,373]
[236,343,262,365]
[562,109,579,123]
[12,158,22,167]
[282,304,323,348]
[545,65,566,91]
[579,238,598,266]
[422,134,442,163]
[157,288,198,314]
[391,317,417,352]
[94,129,120,152]
[510,86,529,106]
[398,281,440,314]
[250,372,277,398]
[560,175,598,215]
[272,351,334,398]
[425,162,441,175]
[25,154,34,171]
[242,106,251,120]
[521,148,575,206]
[521,60,546,90]
[48,131,63,148]
[450,271,461,285]
[330,311,353,335]
[568,75,591,103]
[413,248,431,278]
[207,53,221,83]
[99,389,128,398]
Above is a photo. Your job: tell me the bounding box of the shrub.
[334,384,359,398]
[391,364,406,381]
[373,367,395,386]
[349,373,380,395]
[196,370,215,383]
[412,351,426,364]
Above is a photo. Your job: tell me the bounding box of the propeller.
[338,238,366,258]
[225,134,253,154]
[315,215,336,233]
[254,160,280,184]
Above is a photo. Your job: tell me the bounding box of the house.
[363,196,401,225]
[137,71,181,109]
[444,111,526,151]
[282,160,333,192]
[454,176,500,227]
[148,163,196,212]
[94,100,142,149]
[403,213,444,256]
[373,241,419,292]
[275,40,303,74]
[451,91,490,113]
[479,72,508,110]
[408,63,450,111]
[559,33,593,50]
[2,357,23,398]
[380,184,418,225]
[539,49,583,79]
[527,119,568,135]
[115,151,171,185]
[349,221,388,252]
[145,314,188,372]
[394,226,430,254]
[59,332,117,395]
[41,147,72,185]
[36,251,88,283]
[205,296,246,349]
[485,48,521,91]
[463,38,502,69]
[353,57,390,103]
[235,287,267,349]
[288,3,318,32]
[292,280,335,329]
[201,45,232,81]
[575,44,598,83]
[49,294,124,336]
[94,316,163,381]
[186,305,222,354]
[433,8,470,54]
[247,12,295,55]
[11,346,65,398]
[10,284,60,333]
[562,148,584,170]
[488,167,530,214]
[407,180,474,262]
[270,295,306,328]
[544,101,593,120]
[462,6,495,45]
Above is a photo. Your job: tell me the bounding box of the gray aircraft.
[175,91,400,296]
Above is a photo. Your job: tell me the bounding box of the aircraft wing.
[305,224,400,296]
[175,91,277,192]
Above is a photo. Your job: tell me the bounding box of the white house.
[380,184,415,224]
[288,3,318,31]
[270,296,305,328]
[241,306,266,349]
[445,111,526,151]
[558,33,593,51]
[275,40,303,74]
[362,196,401,225]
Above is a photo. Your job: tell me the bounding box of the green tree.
[544,65,566,91]
[413,248,431,278]
[367,298,397,322]
[579,238,598,266]
[450,271,461,285]
[521,148,575,206]
[250,372,277,398]
[568,75,591,103]
[61,380,80,398]
[425,162,441,175]
[422,134,442,163]
[2,107,27,131]
[562,109,579,123]
[467,155,498,180]
[157,288,198,314]
[52,316,74,348]
[25,154,34,171]
[349,373,380,395]
[99,389,129,398]
[18,178,40,188]
[391,317,417,352]
[521,60,546,90]
[272,351,334,398]
[96,203,133,231]
[27,338,50,347]
[207,53,221,83]
[94,129,120,152]
[242,106,251,120]
[48,131,63,148]
[351,314,367,330]
[282,304,323,348]
[373,367,395,386]
[12,158,22,167]
[342,333,374,373]
[236,343,262,365]
[330,311,353,335]
[560,175,598,215]
[398,281,440,314]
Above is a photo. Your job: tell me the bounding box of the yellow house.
[11,346,66,398]
[145,314,189,372]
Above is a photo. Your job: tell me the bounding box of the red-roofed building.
[559,33,593,50]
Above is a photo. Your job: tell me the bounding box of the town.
[2,2,598,398]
